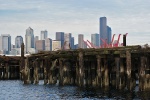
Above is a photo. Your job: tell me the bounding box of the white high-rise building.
[64,33,72,49]
[41,30,48,40]
[0,34,11,54]
[25,27,34,54]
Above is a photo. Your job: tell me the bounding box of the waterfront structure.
[78,34,84,48]
[56,32,64,48]
[25,27,34,54]
[0,34,11,54]
[52,40,61,51]
[15,36,23,48]
[91,33,99,47]
[107,26,112,44]
[35,40,45,51]
[41,30,48,40]
[45,38,52,51]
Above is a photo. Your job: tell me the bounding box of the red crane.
[87,40,97,48]
[83,40,91,48]
[114,34,121,47]
[109,34,115,47]
[100,38,108,48]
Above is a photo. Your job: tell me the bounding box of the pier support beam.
[97,55,101,87]
[126,51,134,90]
[78,51,84,87]
[22,57,30,84]
[103,57,109,89]
[44,58,48,85]
[34,60,39,84]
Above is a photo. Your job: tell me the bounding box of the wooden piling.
[126,50,133,90]
[97,55,101,87]
[34,59,39,84]
[78,51,84,87]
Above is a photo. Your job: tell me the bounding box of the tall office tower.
[35,40,45,51]
[34,36,39,49]
[41,30,48,40]
[25,27,34,53]
[71,37,75,49]
[78,34,84,48]
[45,38,52,51]
[56,32,64,48]
[107,26,112,44]
[0,34,11,54]
[15,36,23,48]
[52,40,61,51]
[91,33,99,47]
[99,17,107,45]
[64,33,72,49]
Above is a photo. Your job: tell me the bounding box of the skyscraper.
[64,33,72,49]
[71,37,75,49]
[0,34,11,54]
[45,38,52,51]
[99,17,112,46]
[100,17,107,46]
[91,33,99,47]
[15,36,23,48]
[56,32,64,48]
[78,34,84,48]
[107,26,112,44]
[41,30,48,40]
[35,40,45,51]
[34,36,39,49]
[25,27,34,53]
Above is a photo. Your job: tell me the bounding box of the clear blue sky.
[0,0,150,45]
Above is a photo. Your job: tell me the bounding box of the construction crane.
[83,40,91,48]
[100,38,108,48]
[109,34,115,48]
[87,40,97,48]
[114,34,121,47]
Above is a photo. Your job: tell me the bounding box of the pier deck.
[0,45,150,91]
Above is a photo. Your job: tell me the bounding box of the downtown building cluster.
[0,17,112,55]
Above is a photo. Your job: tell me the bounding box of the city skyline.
[0,0,150,45]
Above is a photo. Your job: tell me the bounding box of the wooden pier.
[0,44,150,91]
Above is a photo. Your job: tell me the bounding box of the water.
[0,80,150,100]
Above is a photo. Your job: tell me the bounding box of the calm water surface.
[0,80,150,100]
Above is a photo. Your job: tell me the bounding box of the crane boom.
[87,40,96,48]
[110,34,115,47]
[100,38,108,48]
[83,40,91,48]
[115,34,121,47]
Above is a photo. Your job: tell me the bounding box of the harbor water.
[0,80,150,100]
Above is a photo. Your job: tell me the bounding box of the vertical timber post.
[20,43,25,80]
[34,59,39,84]
[78,51,84,87]
[139,56,145,91]
[104,56,109,89]
[126,50,132,90]
[97,55,101,87]
[59,58,63,86]
[44,58,48,85]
